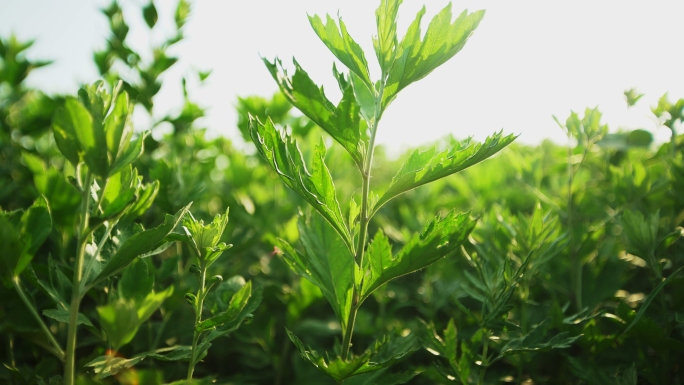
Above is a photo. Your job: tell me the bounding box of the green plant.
[249,0,514,382]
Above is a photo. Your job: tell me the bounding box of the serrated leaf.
[373,0,402,75]
[278,212,355,334]
[375,132,516,211]
[250,117,352,249]
[91,203,191,286]
[497,319,582,358]
[623,265,684,334]
[120,180,159,224]
[100,165,137,218]
[287,329,417,382]
[360,211,476,303]
[109,131,146,176]
[382,5,484,108]
[104,91,132,165]
[264,58,365,169]
[42,309,93,327]
[196,281,251,332]
[308,14,372,88]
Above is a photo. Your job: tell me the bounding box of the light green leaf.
[54,97,109,176]
[382,5,484,108]
[136,286,174,323]
[196,280,252,332]
[182,208,229,261]
[42,309,93,327]
[360,211,476,303]
[308,14,372,87]
[91,203,191,285]
[250,118,352,249]
[373,0,402,75]
[100,165,137,218]
[621,209,659,260]
[278,212,355,333]
[104,91,132,165]
[375,132,516,211]
[109,131,146,176]
[97,300,139,350]
[120,180,159,224]
[264,58,365,169]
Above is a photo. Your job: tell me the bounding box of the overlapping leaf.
[250,117,352,249]
[277,212,355,333]
[360,211,475,302]
[264,58,365,169]
[373,0,402,74]
[375,132,516,211]
[382,4,484,107]
[496,319,582,358]
[308,14,372,87]
[287,329,417,382]
[196,280,252,332]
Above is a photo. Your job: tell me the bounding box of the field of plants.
[1,1,683,384]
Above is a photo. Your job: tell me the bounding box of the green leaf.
[104,91,132,166]
[250,117,352,249]
[54,97,109,176]
[382,5,484,108]
[375,132,516,211]
[0,214,25,282]
[373,0,402,75]
[308,14,372,88]
[97,300,139,350]
[120,180,159,224]
[91,203,191,285]
[182,208,230,262]
[143,2,158,28]
[264,58,365,169]
[621,209,659,260]
[497,319,582,359]
[278,212,355,333]
[42,309,93,327]
[100,165,137,218]
[118,259,154,303]
[196,280,252,332]
[136,286,174,324]
[287,329,417,382]
[623,265,684,334]
[360,211,476,303]
[109,131,146,176]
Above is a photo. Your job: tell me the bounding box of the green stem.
[187,266,207,380]
[12,277,65,362]
[478,330,490,385]
[341,81,385,361]
[567,134,582,311]
[64,172,93,385]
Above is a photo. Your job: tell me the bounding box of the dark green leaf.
[143,2,158,28]
[91,203,191,285]
[42,309,93,327]
[196,280,252,332]
[497,319,582,358]
[118,259,153,303]
[623,265,684,334]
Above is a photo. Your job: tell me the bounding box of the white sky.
[1,0,683,153]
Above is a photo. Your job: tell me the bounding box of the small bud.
[209,275,223,283]
[184,293,196,305]
[189,264,200,274]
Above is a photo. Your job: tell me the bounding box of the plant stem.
[187,265,207,380]
[64,171,93,385]
[341,81,385,361]
[567,133,582,311]
[478,330,490,385]
[12,277,65,362]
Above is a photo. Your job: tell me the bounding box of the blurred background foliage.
[1,0,684,384]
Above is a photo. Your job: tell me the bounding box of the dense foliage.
[1,1,683,384]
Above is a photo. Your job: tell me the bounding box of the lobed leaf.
[360,211,476,303]
[196,280,252,332]
[277,212,355,333]
[373,0,402,75]
[90,203,191,286]
[250,117,352,249]
[264,58,365,169]
[375,132,516,211]
[308,14,372,87]
[382,5,485,108]
[497,319,582,359]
